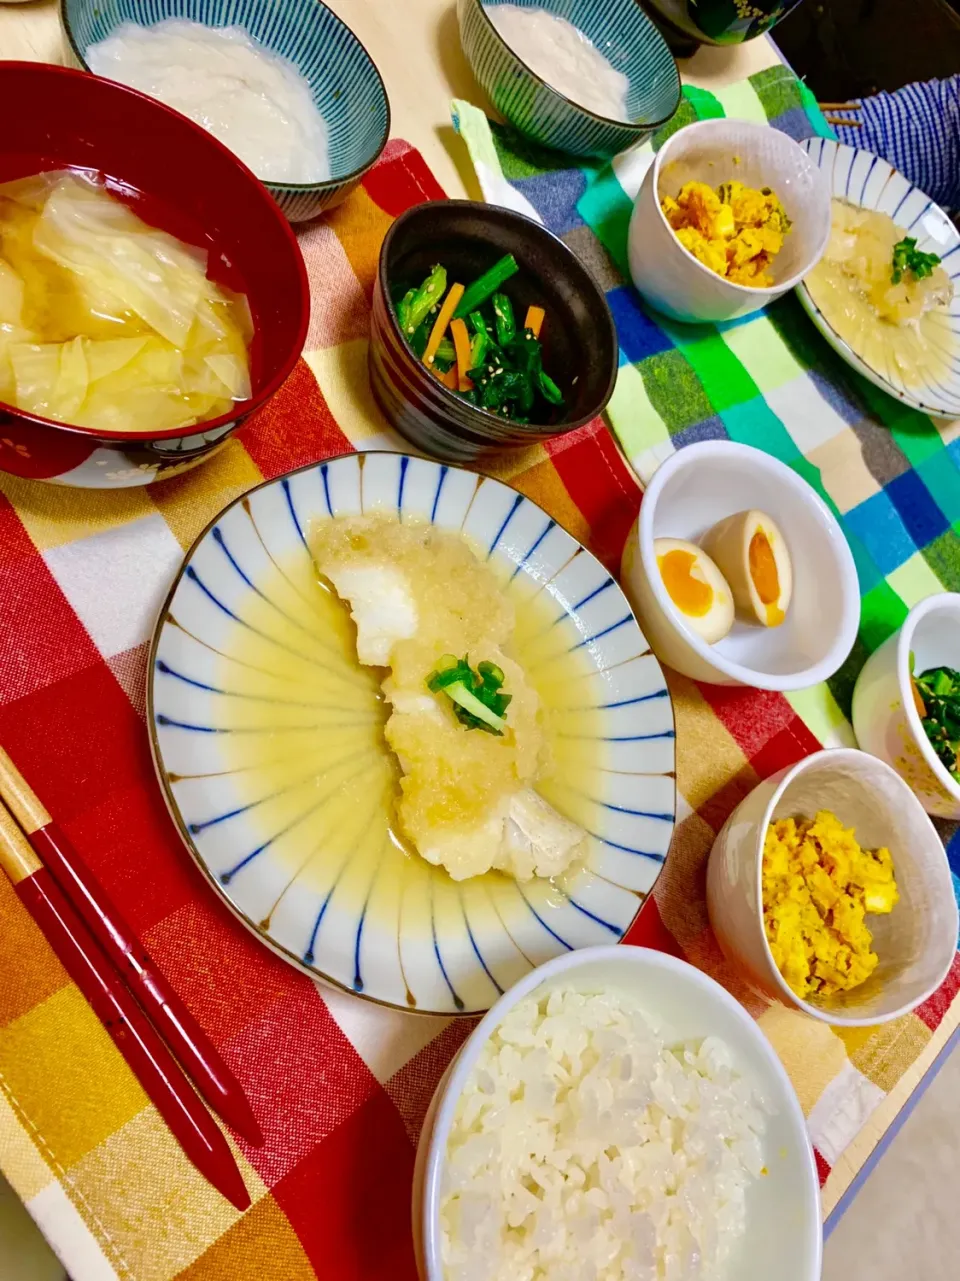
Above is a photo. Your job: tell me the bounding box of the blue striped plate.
[60,0,390,222]
[797,138,960,420]
[458,0,680,159]
[148,454,676,1015]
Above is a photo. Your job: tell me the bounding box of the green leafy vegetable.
[404,264,447,333]
[913,664,960,782]
[891,237,942,286]
[409,316,431,359]
[426,654,512,735]
[453,254,519,318]
[492,292,515,346]
[469,328,489,370]
[396,288,416,333]
[393,261,565,424]
[433,336,456,371]
[538,369,564,405]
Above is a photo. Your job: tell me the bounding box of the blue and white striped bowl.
[60,0,390,222]
[148,453,676,1015]
[458,0,680,159]
[797,138,960,420]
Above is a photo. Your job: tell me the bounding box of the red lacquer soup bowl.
[0,62,309,488]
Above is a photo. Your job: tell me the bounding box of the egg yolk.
[749,529,784,626]
[658,549,713,617]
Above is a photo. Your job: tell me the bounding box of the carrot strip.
[524,305,545,338]
[450,317,474,392]
[422,283,465,366]
[441,364,459,389]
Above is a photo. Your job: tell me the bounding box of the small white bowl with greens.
[853,592,960,818]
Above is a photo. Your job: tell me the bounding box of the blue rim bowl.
[59,0,391,222]
[796,137,960,420]
[458,0,681,159]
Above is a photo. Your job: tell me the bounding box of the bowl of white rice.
[413,945,821,1281]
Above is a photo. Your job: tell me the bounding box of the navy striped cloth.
[833,76,960,213]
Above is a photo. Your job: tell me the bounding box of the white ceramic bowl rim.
[422,942,820,1281]
[895,593,960,803]
[652,118,831,296]
[749,748,956,1025]
[422,943,821,1280]
[471,0,681,130]
[638,441,860,689]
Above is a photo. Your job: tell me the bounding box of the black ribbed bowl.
[369,201,618,462]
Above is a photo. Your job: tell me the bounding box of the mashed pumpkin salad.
[660,178,792,288]
[762,810,899,1000]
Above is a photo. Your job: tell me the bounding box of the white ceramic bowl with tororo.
[412,945,822,1281]
[627,118,831,323]
[852,593,960,819]
[619,441,860,689]
[707,749,958,1026]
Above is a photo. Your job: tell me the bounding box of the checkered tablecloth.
[0,124,958,1281]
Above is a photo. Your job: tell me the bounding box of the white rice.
[440,985,770,1281]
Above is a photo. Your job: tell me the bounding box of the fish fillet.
[311,515,587,882]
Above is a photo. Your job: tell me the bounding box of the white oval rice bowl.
[413,946,821,1281]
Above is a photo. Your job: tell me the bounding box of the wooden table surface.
[0,0,783,200]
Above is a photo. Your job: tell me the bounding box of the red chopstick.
[0,746,262,1147]
[0,798,250,1211]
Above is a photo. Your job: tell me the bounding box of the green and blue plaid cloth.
[454,67,960,757]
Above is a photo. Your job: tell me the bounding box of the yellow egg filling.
[748,528,784,626]
[762,810,899,1000]
[658,548,713,617]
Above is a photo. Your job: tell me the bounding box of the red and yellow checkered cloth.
[0,139,957,1280]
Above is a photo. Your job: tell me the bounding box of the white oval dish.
[628,117,831,323]
[413,944,822,1281]
[853,592,960,818]
[620,441,860,689]
[707,748,957,1025]
[148,453,676,1015]
[796,137,960,420]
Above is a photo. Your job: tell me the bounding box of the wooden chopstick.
[0,745,261,1147]
[819,99,863,128]
[0,794,249,1209]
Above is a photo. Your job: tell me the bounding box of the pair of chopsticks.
[819,101,863,128]
[0,746,260,1210]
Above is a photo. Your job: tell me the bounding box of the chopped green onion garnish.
[426,654,511,735]
[891,237,942,286]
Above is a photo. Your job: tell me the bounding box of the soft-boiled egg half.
[701,509,793,628]
[654,538,734,644]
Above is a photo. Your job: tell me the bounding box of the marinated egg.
[654,538,734,644]
[701,510,792,628]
